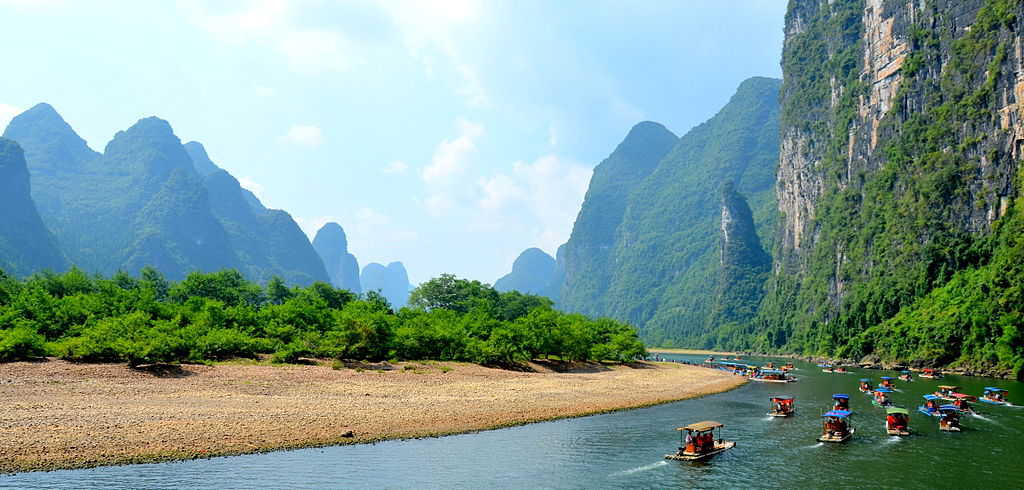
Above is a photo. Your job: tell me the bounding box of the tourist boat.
[938,406,961,432]
[879,376,895,388]
[858,378,874,393]
[749,369,796,383]
[871,387,894,407]
[898,370,914,382]
[768,395,795,417]
[665,421,736,461]
[934,386,975,402]
[951,395,976,415]
[885,407,911,436]
[818,410,854,443]
[781,362,796,371]
[979,387,1011,406]
[919,368,943,379]
[832,394,850,411]
[919,395,942,417]
[822,365,849,374]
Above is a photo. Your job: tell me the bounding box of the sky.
[0,0,785,285]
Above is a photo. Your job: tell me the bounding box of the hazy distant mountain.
[361,261,409,308]
[312,222,362,293]
[494,248,556,297]
[3,103,327,284]
[195,141,329,286]
[556,77,781,346]
[0,138,66,276]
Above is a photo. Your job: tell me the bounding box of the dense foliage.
[0,269,645,367]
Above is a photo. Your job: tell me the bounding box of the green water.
[3,355,1022,489]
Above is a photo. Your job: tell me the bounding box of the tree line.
[0,268,646,367]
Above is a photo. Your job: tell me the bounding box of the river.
[3,354,1022,489]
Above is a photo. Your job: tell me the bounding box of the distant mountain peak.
[314,222,349,252]
[184,141,221,176]
[2,103,97,169]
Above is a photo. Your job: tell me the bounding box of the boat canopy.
[984,387,1007,393]
[951,393,972,399]
[938,405,959,412]
[859,378,871,382]
[874,387,893,393]
[822,410,851,418]
[900,370,911,374]
[832,394,850,399]
[938,385,959,390]
[770,395,794,401]
[886,407,910,415]
[880,376,894,380]
[923,394,940,400]
[678,421,723,432]
[760,369,785,374]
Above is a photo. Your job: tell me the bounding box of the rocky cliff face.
[494,248,556,296]
[708,182,770,334]
[312,223,362,293]
[761,0,1024,368]
[0,138,66,276]
[361,261,409,308]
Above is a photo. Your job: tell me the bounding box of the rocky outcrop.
[761,0,1024,366]
[0,138,66,276]
[494,248,556,297]
[312,223,362,293]
[361,262,409,308]
[707,183,770,329]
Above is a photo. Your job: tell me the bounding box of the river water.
[3,354,1022,489]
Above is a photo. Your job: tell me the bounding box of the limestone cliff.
[761,0,1024,372]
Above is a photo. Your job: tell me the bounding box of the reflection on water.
[3,355,1022,489]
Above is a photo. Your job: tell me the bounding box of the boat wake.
[762,416,775,421]
[884,436,901,444]
[612,461,668,476]
[798,442,825,450]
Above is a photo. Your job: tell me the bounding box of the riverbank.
[648,348,738,356]
[0,359,745,473]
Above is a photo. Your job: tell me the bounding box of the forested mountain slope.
[558,77,781,347]
[0,138,66,276]
[755,0,1024,376]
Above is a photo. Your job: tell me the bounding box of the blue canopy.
[900,370,911,374]
[923,394,940,400]
[984,387,1007,392]
[832,394,850,399]
[760,369,785,375]
[817,363,832,367]
[880,376,894,380]
[823,410,851,418]
[874,387,893,393]
[859,378,871,382]
[939,405,959,411]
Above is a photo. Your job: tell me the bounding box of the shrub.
[0,326,48,362]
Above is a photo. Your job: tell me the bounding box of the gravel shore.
[0,359,745,473]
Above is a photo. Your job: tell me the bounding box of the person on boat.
[684,431,695,453]
[886,413,896,428]
[953,398,972,413]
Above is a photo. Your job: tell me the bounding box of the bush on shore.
[0,268,646,366]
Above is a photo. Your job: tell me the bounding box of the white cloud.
[295,209,419,267]
[476,154,592,254]
[237,176,265,199]
[254,85,275,97]
[422,118,483,185]
[180,0,354,74]
[0,103,21,132]
[282,125,323,146]
[383,160,409,175]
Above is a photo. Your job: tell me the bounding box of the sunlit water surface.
[3,355,1022,489]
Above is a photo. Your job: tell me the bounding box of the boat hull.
[818,428,854,443]
[939,425,961,432]
[665,441,736,461]
[885,424,911,436]
[979,397,1010,406]
[918,407,939,417]
[748,377,795,383]
[767,412,793,417]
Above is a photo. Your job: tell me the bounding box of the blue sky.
[0,0,785,284]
